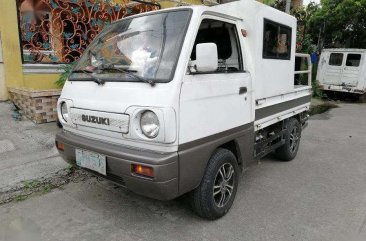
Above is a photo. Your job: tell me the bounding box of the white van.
[317,49,366,97]
[55,0,312,219]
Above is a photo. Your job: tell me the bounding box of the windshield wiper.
[99,65,156,87]
[71,69,105,85]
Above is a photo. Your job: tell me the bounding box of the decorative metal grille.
[18,0,159,64]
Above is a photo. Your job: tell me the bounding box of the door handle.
[239,87,247,95]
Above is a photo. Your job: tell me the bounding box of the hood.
[60,80,180,113]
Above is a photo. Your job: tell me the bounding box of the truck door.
[323,52,344,86]
[342,53,363,87]
[179,17,253,145]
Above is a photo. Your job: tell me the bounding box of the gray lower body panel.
[177,123,255,195]
[56,131,179,200]
[56,123,255,200]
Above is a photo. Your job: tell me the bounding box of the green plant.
[23,180,40,190]
[309,0,366,48]
[312,81,323,98]
[274,0,366,50]
[15,195,28,202]
[42,184,53,194]
[55,63,76,87]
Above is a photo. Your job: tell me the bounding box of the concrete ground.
[1,103,366,241]
[0,102,68,192]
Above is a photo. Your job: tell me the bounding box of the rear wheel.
[275,118,301,161]
[190,148,239,220]
[359,93,366,103]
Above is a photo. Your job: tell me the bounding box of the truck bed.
[254,53,313,131]
[254,85,311,131]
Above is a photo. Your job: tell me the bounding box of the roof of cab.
[322,48,366,53]
[114,0,295,24]
[113,5,210,24]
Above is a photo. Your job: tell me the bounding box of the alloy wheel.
[213,163,235,208]
[289,126,300,153]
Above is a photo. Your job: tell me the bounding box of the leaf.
[55,62,77,87]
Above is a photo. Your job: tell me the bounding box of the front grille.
[70,108,129,133]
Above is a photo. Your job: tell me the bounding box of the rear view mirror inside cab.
[195,43,218,72]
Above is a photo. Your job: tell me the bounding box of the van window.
[329,53,343,66]
[263,19,291,60]
[346,54,361,67]
[190,19,242,72]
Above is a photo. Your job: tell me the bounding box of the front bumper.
[56,131,179,200]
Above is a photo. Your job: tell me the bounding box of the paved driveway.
[1,103,366,241]
[0,102,67,192]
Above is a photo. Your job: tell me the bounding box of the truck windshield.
[72,10,191,83]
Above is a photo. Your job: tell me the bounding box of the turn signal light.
[131,164,154,178]
[56,141,64,151]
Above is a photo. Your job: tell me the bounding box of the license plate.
[76,149,106,175]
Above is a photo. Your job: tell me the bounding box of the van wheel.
[275,118,301,161]
[360,93,366,103]
[190,148,239,220]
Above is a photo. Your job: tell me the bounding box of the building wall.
[292,0,303,8]
[0,0,23,99]
[160,0,201,8]
[0,32,6,101]
[23,73,60,90]
[0,0,60,100]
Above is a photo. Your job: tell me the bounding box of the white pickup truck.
[55,0,312,219]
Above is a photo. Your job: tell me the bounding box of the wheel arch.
[219,139,244,167]
[177,124,254,196]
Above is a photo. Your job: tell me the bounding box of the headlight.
[60,102,69,122]
[140,111,160,138]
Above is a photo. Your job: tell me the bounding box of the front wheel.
[275,118,301,161]
[190,148,239,220]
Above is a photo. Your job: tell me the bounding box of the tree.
[305,0,366,49]
[291,2,320,52]
[273,0,366,50]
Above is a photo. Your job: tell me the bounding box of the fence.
[17,0,159,64]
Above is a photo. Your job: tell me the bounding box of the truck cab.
[56,1,312,219]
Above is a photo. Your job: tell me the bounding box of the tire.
[56,119,63,128]
[359,93,366,103]
[190,148,239,220]
[275,118,301,161]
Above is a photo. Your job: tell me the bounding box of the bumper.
[56,131,179,200]
[319,84,365,94]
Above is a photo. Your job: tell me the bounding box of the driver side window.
[190,19,243,73]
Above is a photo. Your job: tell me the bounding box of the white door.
[323,52,345,85]
[0,33,6,101]
[342,53,363,87]
[179,17,253,145]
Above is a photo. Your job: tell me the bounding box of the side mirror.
[195,43,218,72]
